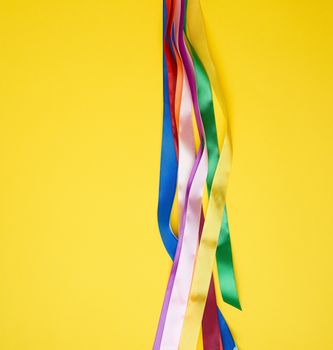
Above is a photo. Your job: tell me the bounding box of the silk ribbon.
[156,0,238,349]
[179,0,239,348]
[185,0,241,311]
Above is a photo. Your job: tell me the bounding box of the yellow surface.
[1,1,333,349]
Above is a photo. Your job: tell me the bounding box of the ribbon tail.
[216,206,241,309]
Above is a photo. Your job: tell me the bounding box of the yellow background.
[1,0,333,349]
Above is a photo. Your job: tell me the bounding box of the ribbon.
[159,0,209,345]
[185,44,238,349]
[155,0,239,349]
[179,0,239,347]
[155,0,201,347]
[179,97,232,350]
[185,0,241,310]
[157,0,178,260]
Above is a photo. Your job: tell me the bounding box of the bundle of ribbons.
[155,0,241,349]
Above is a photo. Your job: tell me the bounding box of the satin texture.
[159,0,209,346]
[185,0,240,310]
[157,0,178,260]
[155,0,197,346]
[156,1,239,349]
[179,0,237,347]
[173,7,222,349]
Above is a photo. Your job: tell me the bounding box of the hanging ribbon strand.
[184,6,240,311]
[155,0,240,349]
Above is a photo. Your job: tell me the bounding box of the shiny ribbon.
[174,6,222,349]
[159,0,209,346]
[154,1,200,348]
[185,0,240,311]
[157,0,178,261]
[155,0,239,349]
[153,3,176,348]
[179,0,239,347]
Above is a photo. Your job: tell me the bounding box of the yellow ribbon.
[179,0,234,348]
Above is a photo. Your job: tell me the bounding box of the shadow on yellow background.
[1,0,333,349]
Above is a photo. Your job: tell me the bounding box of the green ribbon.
[185,30,241,310]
